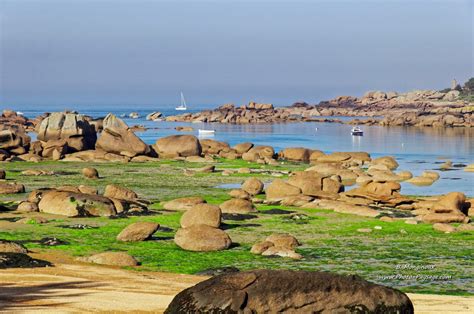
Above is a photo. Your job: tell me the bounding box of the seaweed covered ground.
[0,159,473,295]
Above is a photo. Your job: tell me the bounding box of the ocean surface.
[7,104,474,196]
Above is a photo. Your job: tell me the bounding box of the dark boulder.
[165,270,413,314]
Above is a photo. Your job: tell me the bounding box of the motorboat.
[198,129,215,135]
[351,126,363,136]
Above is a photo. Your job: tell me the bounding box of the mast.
[180,92,187,108]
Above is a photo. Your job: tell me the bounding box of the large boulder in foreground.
[36,112,97,151]
[96,114,149,157]
[38,190,116,217]
[174,224,232,252]
[165,270,414,313]
[153,135,201,158]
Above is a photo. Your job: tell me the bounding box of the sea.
[6,104,474,196]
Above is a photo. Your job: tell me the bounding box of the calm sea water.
[8,105,474,196]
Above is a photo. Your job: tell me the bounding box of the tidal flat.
[0,159,472,296]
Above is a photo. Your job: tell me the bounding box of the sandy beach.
[0,253,471,314]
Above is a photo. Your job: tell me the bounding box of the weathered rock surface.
[96,114,148,157]
[165,270,414,313]
[241,177,264,195]
[38,190,117,217]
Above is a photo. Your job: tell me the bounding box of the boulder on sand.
[165,270,414,313]
[116,222,160,242]
[96,114,149,157]
[153,135,202,158]
[174,224,232,252]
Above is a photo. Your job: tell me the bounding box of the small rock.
[79,252,139,266]
[82,167,99,179]
[433,223,456,233]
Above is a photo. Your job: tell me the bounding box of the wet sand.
[0,253,472,313]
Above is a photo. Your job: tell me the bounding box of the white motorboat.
[175,92,187,111]
[198,129,215,135]
[351,126,364,136]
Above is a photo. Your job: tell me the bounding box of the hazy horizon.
[0,0,472,107]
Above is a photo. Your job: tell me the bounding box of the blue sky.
[0,0,472,106]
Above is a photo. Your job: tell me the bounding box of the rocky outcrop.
[36,112,97,152]
[251,233,302,259]
[165,270,414,313]
[96,114,149,157]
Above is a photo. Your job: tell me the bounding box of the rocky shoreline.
[161,84,474,127]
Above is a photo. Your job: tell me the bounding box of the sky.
[0,0,472,107]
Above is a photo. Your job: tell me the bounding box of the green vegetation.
[0,159,473,295]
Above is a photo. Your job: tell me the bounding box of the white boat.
[175,92,187,111]
[351,126,364,136]
[16,111,24,116]
[198,129,215,135]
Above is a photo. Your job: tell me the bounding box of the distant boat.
[16,111,24,116]
[351,126,364,136]
[198,129,215,136]
[175,92,187,111]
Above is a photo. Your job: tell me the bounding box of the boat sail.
[175,92,187,111]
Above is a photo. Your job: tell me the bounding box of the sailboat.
[175,92,187,111]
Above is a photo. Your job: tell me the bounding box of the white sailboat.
[175,92,187,111]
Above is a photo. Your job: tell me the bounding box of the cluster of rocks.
[174,203,232,251]
[251,233,302,259]
[16,184,147,217]
[164,88,472,127]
